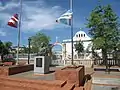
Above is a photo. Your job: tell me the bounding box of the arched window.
[81,34,83,37]
[76,35,78,37]
[84,34,85,37]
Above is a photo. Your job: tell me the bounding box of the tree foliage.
[0,41,12,55]
[87,5,120,50]
[30,32,50,55]
[0,40,4,54]
[74,41,84,54]
[86,4,120,67]
[0,40,13,60]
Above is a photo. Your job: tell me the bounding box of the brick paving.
[9,66,120,80]
[9,66,120,90]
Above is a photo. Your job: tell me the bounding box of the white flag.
[56,10,73,26]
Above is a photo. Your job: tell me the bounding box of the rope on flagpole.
[17,0,22,64]
[70,0,74,65]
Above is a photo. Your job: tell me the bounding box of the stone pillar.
[34,56,50,74]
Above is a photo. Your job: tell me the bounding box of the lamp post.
[28,38,31,64]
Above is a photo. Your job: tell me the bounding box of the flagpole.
[70,0,74,65]
[17,0,22,64]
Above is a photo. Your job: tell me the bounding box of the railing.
[51,59,64,66]
[64,59,94,67]
[51,59,94,67]
[94,58,120,66]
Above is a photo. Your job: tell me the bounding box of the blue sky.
[0,0,120,47]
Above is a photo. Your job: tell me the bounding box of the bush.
[2,55,16,65]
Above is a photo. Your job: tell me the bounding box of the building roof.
[63,29,91,42]
[75,30,86,35]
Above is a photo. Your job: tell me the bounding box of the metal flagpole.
[70,0,74,65]
[17,0,22,64]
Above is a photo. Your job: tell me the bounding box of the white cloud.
[0,0,65,33]
[21,2,65,32]
[0,30,6,36]
[0,2,19,11]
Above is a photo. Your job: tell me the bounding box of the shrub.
[2,55,16,65]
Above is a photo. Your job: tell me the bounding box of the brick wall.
[55,65,85,87]
[0,64,34,76]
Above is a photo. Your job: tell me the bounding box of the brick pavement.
[8,66,120,90]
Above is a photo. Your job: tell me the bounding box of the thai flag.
[8,14,18,28]
[56,10,73,26]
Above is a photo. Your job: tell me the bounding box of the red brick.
[0,65,92,90]
[0,64,33,76]
[61,83,75,90]
[74,87,84,90]
[55,65,85,87]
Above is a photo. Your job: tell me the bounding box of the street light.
[28,38,31,64]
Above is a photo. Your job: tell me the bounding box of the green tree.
[30,32,50,55]
[0,40,13,60]
[3,41,12,55]
[74,41,84,54]
[4,42,12,51]
[21,45,29,53]
[86,4,120,71]
[0,40,4,54]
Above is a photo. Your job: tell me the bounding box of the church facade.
[62,29,92,60]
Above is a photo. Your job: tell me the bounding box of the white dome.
[75,31,86,36]
[73,30,91,41]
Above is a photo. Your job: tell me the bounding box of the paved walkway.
[92,77,120,86]
[92,84,120,90]
[90,67,120,90]
[9,70,55,80]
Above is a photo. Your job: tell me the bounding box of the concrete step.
[0,81,49,90]
[0,85,22,90]
[61,83,75,90]
[74,87,84,90]
[0,77,66,87]
[0,80,68,90]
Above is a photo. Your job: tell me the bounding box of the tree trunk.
[114,47,117,66]
[102,48,109,72]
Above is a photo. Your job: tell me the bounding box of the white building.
[62,29,92,60]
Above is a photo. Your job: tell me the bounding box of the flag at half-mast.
[56,10,73,26]
[8,14,18,28]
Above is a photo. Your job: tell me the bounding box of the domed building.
[62,28,92,60]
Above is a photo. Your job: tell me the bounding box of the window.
[84,34,85,37]
[81,34,83,37]
[76,35,78,37]
[79,34,80,37]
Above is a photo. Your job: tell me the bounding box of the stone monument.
[34,56,50,74]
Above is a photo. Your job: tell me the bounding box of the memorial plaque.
[36,58,42,67]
